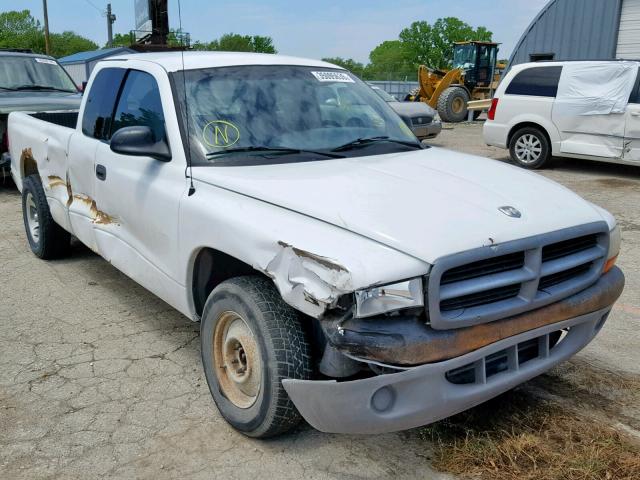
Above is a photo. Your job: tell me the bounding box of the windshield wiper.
[206,146,344,159]
[331,136,423,152]
[12,85,76,93]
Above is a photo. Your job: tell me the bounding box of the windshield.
[452,45,477,70]
[371,87,397,102]
[173,65,420,165]
[0,55,77,91]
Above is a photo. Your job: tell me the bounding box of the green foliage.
[49,31,98,57]
[194,33,277,54]
[108,32,135,48]
[365,40,414,80]
[321,57,365,78]
[399,17,493,70]
[0,9,97,57]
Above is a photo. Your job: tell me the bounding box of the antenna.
[178,0,196,196]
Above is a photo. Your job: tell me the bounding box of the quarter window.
[81,68,126,140]
[505,66,562,97]
[111,70,166,141]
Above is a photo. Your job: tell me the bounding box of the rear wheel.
[200,276,312,438]
[509,127,551,169]
[21,174,71,259]
[437,87,470,123]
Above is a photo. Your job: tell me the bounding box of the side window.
[111,70,166,141]
[82,68,126,139]
[505,66,562,97]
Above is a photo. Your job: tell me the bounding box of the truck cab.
[9,52,624,437]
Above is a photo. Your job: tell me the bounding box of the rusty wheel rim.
[213,311,261,409]
[452,97,465,114]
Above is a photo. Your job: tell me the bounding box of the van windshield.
[172,65,421,165]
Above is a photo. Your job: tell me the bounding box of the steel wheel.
[213,311,261,409]
[25,191,40,243]
[452,96,465,114]
[514,133,542,164]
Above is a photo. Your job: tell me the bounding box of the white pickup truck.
[9,52,624,438]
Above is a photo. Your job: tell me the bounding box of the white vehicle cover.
[552,61,639,158]
[555,61,638,115]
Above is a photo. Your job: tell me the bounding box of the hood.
[387,101,437,118]
[193,148,608,264]
[0,91,81,115]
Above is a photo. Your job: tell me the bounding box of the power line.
[82,0,105,15]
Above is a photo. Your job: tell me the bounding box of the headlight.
[354,278,424,318]
[604,224,621,273]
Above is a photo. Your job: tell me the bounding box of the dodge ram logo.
[498,206,522,218]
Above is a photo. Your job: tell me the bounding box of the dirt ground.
[1,121,639,479]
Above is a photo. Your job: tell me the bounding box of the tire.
[21,174,71,259]
[509,127,551,169]
[200,276,313,438]
[437,87,470,123]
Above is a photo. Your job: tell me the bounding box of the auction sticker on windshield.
[34,58,57,65]
[311,71,354,83]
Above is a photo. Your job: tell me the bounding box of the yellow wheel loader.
[407,42,505,123]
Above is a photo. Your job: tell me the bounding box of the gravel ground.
[1,121,639,479]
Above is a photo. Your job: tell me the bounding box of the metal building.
[509,0,640,67]
[58,47,137,86]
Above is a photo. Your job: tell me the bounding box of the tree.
[0,10,97,57]
[50,31,98,57]
[321,57,365,77]
[399,17,493,69]
[364,40,414,80]
[108,32,135,48]
[199,33,277,54]
[0,10,43,52]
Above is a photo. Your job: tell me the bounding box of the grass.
[420,382,640,480]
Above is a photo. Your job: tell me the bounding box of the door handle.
[95,164,107,181]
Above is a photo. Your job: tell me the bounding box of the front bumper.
[283,267,624,434]
[413,121,442,140]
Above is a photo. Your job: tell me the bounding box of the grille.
[446,330,563,385]
[427,223,609,329]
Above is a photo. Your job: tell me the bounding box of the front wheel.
[200,276,313,438]
[509,127,551,169]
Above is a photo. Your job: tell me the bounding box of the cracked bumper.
[283,268,624,435]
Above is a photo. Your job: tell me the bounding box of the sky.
[1,0,550,62]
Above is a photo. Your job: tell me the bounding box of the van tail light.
[487,98,499,121]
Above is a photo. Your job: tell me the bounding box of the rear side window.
[82,68,126,140]
[505,66,562,97]
[111,70,166,141]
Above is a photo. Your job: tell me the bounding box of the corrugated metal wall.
[509,0,623,67]
[617,0,640,58]
[62,63,88,87]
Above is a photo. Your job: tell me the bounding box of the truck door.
[67,67,126,251]
[551,63,631,159]
[623,71,640,163]
[92,68,186,300]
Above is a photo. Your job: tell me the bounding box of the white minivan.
[484,60,640,169]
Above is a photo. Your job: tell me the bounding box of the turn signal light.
[603,255,618,274]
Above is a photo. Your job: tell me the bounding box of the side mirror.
[110,126,171,162]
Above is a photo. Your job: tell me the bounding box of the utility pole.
[106,4,116,48]
[42,0,51,55]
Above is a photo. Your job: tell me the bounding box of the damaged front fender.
[264,241,353,318]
